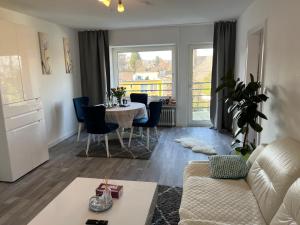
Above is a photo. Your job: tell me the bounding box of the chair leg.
[139,127,143,139]
[116,129,125,148]
[121,128,124,138]
[77,123,82,142]
[128,127,134,148]
[154,126,159,139]
[86,133,91,156]
[97,135,101,144]
[146,128,150,150]
[104,134,110,158]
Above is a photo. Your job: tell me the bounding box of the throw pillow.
[208,155,249,179]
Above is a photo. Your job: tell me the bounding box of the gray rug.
[151,185,183,225]
[77,132,158,160]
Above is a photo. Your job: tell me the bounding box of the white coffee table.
[27,178,158,225]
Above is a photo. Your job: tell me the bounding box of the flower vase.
[117,97,122,106]
[103,187,112,205]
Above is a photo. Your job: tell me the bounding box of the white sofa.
[179,138,300,225]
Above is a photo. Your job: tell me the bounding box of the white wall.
[0,7,81,147]
[236,0,300,143]
[110,24,214,126]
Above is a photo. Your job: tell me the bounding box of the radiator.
[155,106,176,127]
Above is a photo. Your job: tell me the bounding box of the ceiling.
[0,0,254,29]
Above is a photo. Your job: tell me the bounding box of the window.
[112,46,175,98]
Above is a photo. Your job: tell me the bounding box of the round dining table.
[105,102,148,128]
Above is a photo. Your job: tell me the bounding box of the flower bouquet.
[111,87,126,105]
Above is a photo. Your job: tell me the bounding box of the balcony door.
[188,45,213,126]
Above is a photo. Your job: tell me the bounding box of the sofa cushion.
[270,178,300,225]
[184,162,210,182]
[180,176,266,225]
[208,155,249,179]
[247,138,300,224]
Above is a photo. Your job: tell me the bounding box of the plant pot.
[235,151,251,161]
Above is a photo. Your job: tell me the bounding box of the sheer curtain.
[210,21,236,132]
[78,30,110,105]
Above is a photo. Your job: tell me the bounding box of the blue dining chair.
[130,93,148,136]
[128,101,162,149]
[73,97,89,141]
[83,105,124,157]
[130,93,148,106]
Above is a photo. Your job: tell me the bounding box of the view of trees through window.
[117,49,173,97]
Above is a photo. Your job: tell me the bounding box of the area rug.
[151,185,183,225]
[77,132,158,160]
[175,137,217,155]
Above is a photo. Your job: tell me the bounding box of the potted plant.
[216,74,269,156]
[111,87,126,105]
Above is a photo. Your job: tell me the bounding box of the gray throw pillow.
[208,155,249,179]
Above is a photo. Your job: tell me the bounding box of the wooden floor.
[0,127,231,225]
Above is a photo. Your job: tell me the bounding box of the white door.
[188,45,213,126]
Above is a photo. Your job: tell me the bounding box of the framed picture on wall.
[63,37,72,74]
[38,32,52,75]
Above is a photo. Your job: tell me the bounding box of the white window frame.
[110,45,176,99]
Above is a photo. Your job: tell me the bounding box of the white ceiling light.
[99,0,125,13]
[99,0,111,7]
[117,0,125,13]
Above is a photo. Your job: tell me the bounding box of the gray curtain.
[210,21,236,132]
[78,30,110,105]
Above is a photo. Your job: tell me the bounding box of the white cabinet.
[0,20,49,182]
[17,25,41,100]
[0,20,24,105]
[7,118,48,181]
[0,20,42,104]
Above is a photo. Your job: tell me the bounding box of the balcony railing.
[119,81,211,111]
[120,81,211,121]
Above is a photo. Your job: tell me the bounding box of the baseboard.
[48,129,77,148]
[175,122,187,127]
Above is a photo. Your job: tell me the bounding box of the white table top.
[27,178,157,225]
[106,102,145,112]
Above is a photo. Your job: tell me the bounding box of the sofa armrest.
[184,161,210,182]
[179,219,233,225]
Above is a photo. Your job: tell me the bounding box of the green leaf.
[250,142,256,150]
[215,84,226,93]
[231,139,241,146]
[233,110,242,120]
[250,121,263,132]
[237,113,247,128]
[228,104,238,113]
[250,73,255,82]
[257,111,268,120]
[258,94,269,102]
[234,128,243,138]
